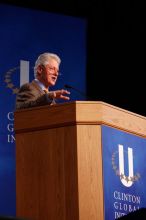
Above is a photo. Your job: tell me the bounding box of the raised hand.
[50,89,70,100]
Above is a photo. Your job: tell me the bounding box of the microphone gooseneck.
[64,84,90,100]
[64,84,73,89]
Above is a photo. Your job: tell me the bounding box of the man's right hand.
[49,89,70,100]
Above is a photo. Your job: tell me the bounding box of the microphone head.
[64,84,72,89]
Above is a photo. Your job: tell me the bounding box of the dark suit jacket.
[16,80,55,110]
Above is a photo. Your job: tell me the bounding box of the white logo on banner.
[20,60,29,86]
[118,145,134,187]
[112,145,140,187]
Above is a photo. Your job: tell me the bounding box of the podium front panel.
[102,125,146,219]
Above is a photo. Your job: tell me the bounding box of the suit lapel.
[31,80,45,94]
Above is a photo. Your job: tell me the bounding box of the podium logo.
[4,60,30,94]
[112,145,140,187]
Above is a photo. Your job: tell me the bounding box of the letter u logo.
[20,60,30,86]
[118,144,134,187]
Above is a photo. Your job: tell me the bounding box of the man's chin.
[49,82,56,87]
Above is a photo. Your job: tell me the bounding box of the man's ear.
[37,65,43,75]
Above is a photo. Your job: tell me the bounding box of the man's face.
[37,59,59,87]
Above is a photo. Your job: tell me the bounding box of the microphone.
[64,84,91,100]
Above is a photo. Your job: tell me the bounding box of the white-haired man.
[16,52,70,109]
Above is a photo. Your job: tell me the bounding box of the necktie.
[43,89,49,94]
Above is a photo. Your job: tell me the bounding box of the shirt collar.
[34,79,48,91]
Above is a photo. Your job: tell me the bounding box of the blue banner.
[102,125,146,219]
[0,3,86,215]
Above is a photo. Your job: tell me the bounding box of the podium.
[14,101,146,220]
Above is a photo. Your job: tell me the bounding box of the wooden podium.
[14,101,146,220]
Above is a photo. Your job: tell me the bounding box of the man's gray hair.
[34,52,61,78]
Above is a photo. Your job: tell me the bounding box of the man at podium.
[16,52,70,109]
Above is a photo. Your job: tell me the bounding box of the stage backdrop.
[0,3,86,215]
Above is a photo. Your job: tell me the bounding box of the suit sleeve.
[15,83,55,110]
